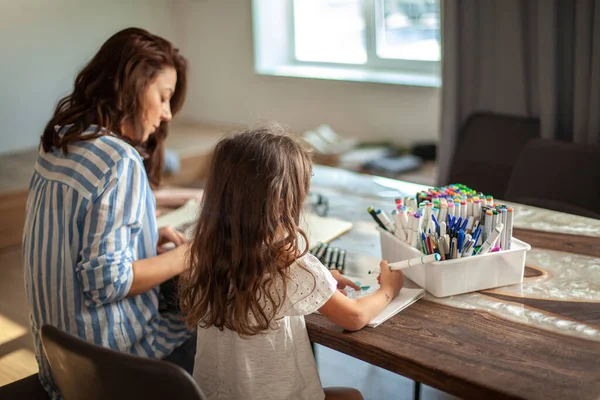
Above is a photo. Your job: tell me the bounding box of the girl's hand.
[377,260,404,298]
[330,269,361,292]
[157,226,187,254]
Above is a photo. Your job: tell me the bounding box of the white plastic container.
[378,227,531,297]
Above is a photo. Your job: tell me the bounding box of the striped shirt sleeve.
[76,156,147,306]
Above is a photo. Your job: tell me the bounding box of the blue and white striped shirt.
[22,126,191,398]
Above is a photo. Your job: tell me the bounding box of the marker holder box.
[378,227,531,297]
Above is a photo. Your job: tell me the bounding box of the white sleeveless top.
[192,253,337,400]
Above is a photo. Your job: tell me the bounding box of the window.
[252,0,441,87]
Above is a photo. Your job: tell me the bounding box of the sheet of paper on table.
[156,199,353,246]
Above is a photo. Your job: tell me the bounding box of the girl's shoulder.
[276,253,337,317]
[291,253,330,277]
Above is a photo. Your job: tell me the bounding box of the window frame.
[252,0,441,87]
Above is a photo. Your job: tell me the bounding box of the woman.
[22,27,194,398]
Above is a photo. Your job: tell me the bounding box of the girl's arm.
[318,260,404,331]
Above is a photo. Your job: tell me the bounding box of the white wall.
[0,0,183,155]
[176,1,440,147]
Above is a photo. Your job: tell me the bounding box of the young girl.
[179,125,404,400]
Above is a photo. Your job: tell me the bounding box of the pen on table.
[336,249,346,272]
[368,253,441,274]
[309,242,324,255]
[323,246,333,266]
[329,247,340,270]
[315,242,329,260]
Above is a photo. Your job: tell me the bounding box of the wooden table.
[305,165,600,400]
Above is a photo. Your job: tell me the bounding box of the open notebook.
[344,276,425,327]
[156,199,353,246]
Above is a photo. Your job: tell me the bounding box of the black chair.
[448,112,540,198]
[505,139,600,219]
[40,325,206,400]
[0,373,49,399]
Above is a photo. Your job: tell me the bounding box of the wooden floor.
[0,245,37,386]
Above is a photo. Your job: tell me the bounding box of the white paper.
[343,276,425,328]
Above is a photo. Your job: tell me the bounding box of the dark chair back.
[505,139,600,219]
[0,374,49,399]
[40,325,206,400]
[448,112,540,198]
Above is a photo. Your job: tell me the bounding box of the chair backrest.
[505,139,600,219]
[448,112,540,198]
[40,325,206,400]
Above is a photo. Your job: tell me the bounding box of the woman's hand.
[157,226,187,254]
[330,269,361,296]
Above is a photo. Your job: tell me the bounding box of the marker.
[473,199,481,220]
[443,234,450,259]
[368,207,388,231]
[394,209,408,242]
[477,223,504,255]
[451,237,458,259]
[376,209,395,233]
[461,239,476,257]
[500,208,508,250]
[457,229,465,253]
[483,210,493,241]
[447,202,455,218]
[460,200,467,219]
[506,208,514,250]
[420,232,428,255]
[467,198,474,217]
[412,213,422,248]
[472,227,482,247]
[368,253,441,274]
[460,217,469,232]
[395,198,403,209]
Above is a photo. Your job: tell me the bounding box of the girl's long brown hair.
[179,124,313,336]
[41,27,187,187]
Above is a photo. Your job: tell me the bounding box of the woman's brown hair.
[179,124,313,336]
[41,27,187,186]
